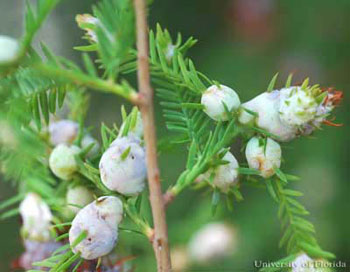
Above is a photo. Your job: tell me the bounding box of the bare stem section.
[133,0,172,271]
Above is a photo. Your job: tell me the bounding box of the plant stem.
[164,124,242,207]
[124,203,154,239]
[133,0,172,271]
[34,63,140,104]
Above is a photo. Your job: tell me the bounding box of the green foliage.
[149,25,207,93]
[275,178,335,259]
[261,176,335,271]
[146,25,214,150]
[146,25,243,203]
[5,67,68,128]
[100,122,118,151]
[23,0,61,49]
[76,0,135,80]
[119,106,140,137]
[93,0,135,79]
[170,121,240,195]
[0,97,56,194]
[147,24,337,271]
[267,72,279,92]
[0,0,60,75]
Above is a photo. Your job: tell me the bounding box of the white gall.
[239,91,297,142]
[279,87,318,127]
[0,35,19,62]
[188,223,237,263]
[245,136,281,178]
[49,120,79,146]
[200,151,239,192]
[66,186,94,214]
[69,196,123,260]
[99,137,146,196]
[49,144,80,180]
[19,193,52,241]
[201,84,241,121]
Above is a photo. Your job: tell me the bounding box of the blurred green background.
[0,0,349,271]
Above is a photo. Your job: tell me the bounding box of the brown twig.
[133,0,172,271]
[163,190,176,208]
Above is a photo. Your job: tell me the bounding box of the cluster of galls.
[17,193,62,270]
[48,119,99,180]
[0,16,145,266]
[68,112,146,260]
[16,117,100,269]
[195,82,341,270]
[15,109,146,269]
[239,84,343,142]
[47,113,145,262]
[16,193,131,270]
[199,81,342,190]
